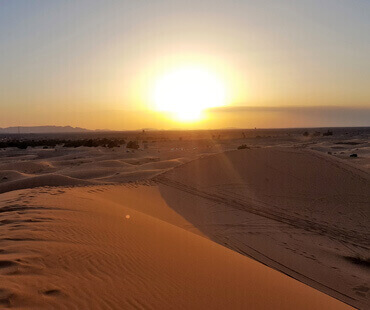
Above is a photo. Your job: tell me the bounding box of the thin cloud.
[206,105,370,127]
[207,105,370,114]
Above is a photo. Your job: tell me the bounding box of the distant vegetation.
[302,130,333,137]
[0,138,126,149]
[126,141,140,149]
[237,144,249,150]
[323,130,333,136]
[63,138,125,148]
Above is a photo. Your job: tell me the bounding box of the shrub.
[126,141,139,149]
[237,144,249,150]
[323,130,333,136]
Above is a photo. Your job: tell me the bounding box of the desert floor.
[0,128,369,309]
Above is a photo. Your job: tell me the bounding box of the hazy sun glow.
[152,66,227,122]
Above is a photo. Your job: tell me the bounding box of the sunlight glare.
[153,66,227,122]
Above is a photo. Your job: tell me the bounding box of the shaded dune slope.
[154,148,370,309]
[158,148,369,234]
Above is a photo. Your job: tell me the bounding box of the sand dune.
[0,186,351,309]
[91,148,370,309]
[97,169,163,183]
[1,130,368,195]
[0,161,56,174]
[0,170,32,182]
[153,148,370,309]
[58,159,182,182]
[309,138,370,171]
[138,158,186,170]
[0,138,368,309]
[89,159,134,168]
[0,147,194,193]
[60,167,124,180]
[122,156,161,165]
[0,174,93,194]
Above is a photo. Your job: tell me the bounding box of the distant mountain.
[0,126,94,134]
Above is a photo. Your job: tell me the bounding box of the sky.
[0,0,369,129]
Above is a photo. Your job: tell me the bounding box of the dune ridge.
[0,143,368,309]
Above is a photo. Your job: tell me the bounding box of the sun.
[152,66,227,122]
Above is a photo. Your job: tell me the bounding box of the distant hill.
[0,126,95,134]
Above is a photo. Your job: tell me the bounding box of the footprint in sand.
[352,285,369,297]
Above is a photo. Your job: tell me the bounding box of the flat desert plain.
[0,128,369,309]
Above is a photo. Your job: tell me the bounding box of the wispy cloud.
[206,105,370,127]
[207,105,370,114]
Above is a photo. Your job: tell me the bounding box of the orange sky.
[1,1,369,129]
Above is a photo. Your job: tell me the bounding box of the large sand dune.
[0,139,368,309]
[0,185,351,309]
[153,148,369,308]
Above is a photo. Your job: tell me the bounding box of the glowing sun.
[152,66,227,121]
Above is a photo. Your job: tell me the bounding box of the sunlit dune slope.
[0,186,352,310]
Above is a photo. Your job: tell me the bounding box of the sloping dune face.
[156,148,370,309]
[0,187,352,310]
